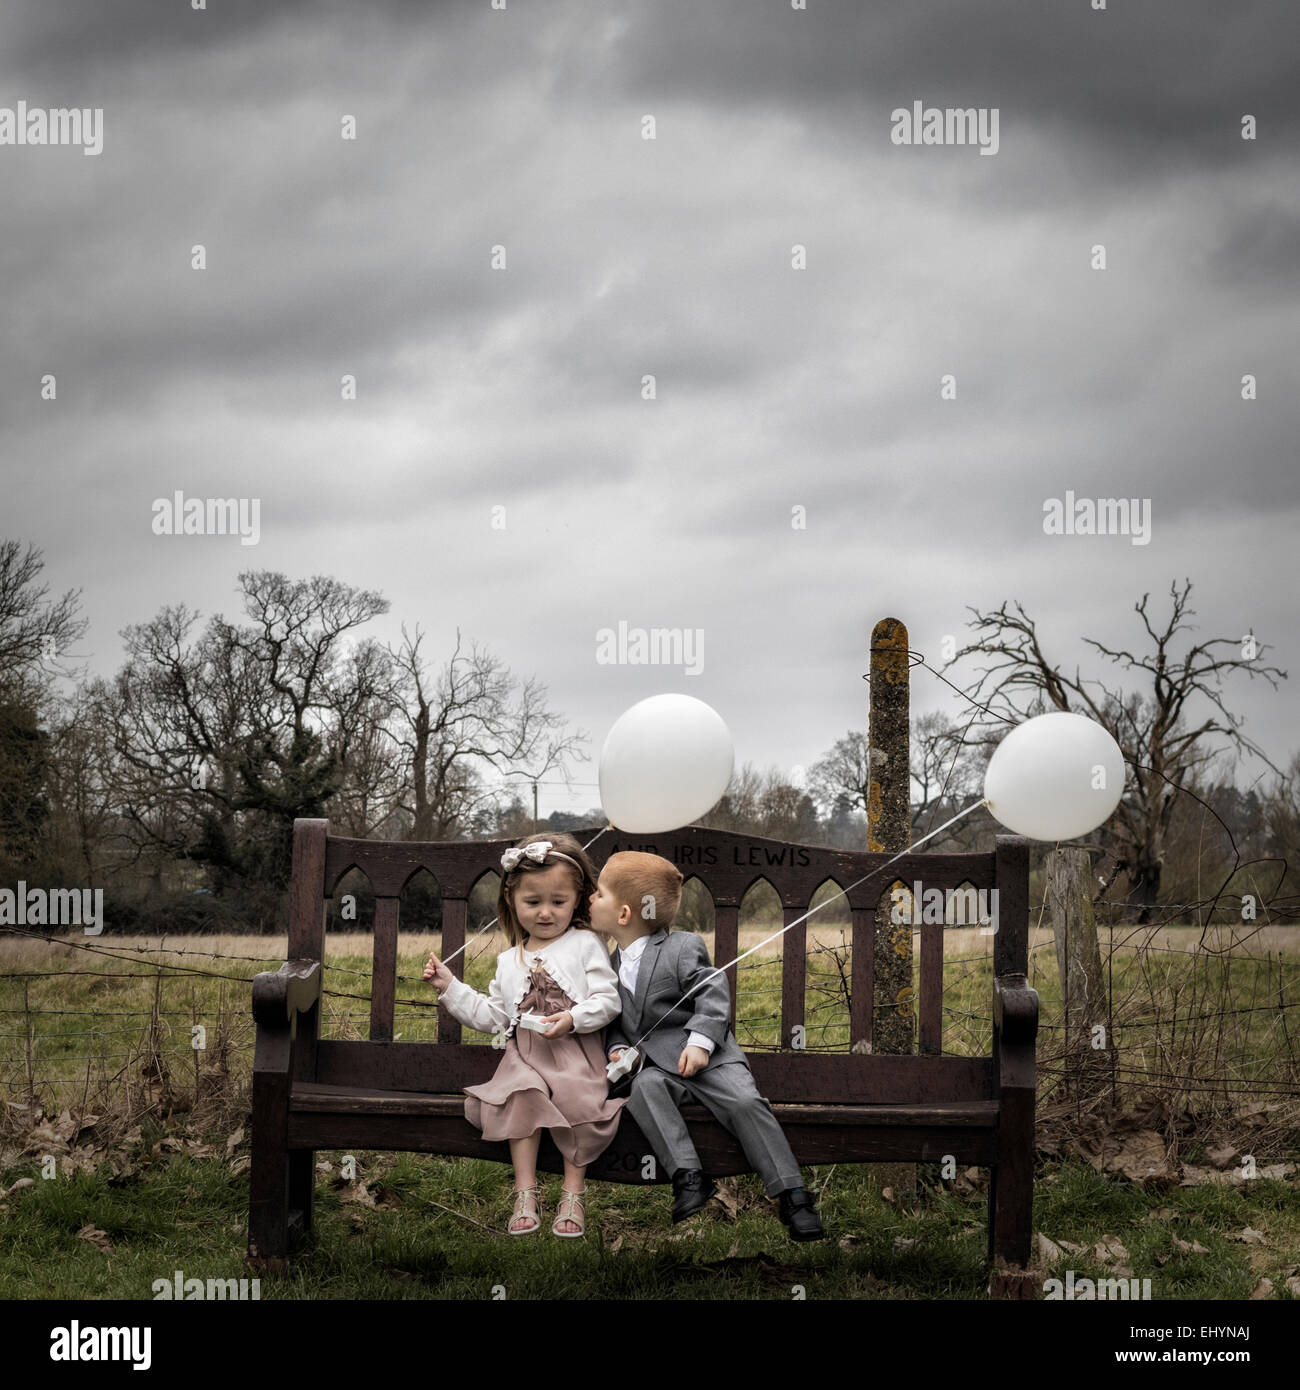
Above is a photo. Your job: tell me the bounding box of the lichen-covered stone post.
[868,616,916,1197]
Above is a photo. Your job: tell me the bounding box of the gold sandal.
[551,1188,585,1238]
[508,1186,541,1236]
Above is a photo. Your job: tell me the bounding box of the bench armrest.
[992,972,1038,1091]
[252,959,322,1030]
[993,973,1037,1044]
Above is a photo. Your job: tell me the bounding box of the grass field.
[1,924,1297,1299]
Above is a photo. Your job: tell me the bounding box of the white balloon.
[599,694,734,833]
[983,712,1125,841]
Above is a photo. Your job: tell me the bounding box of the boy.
[589,851,825,1241]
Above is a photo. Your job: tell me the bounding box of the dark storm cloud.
[596,0,1299,170]
[1,0,1295,806]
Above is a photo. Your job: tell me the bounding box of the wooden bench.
[248,818,1037,1272]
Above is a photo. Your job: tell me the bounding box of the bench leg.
[248,1069,291,1265]
[988,1088,1035,1269]
[287,1148,316,1248]
[248,1141,289,1264]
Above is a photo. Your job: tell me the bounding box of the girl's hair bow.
[501,841,554,872]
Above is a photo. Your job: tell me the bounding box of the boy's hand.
[677,1045,709,1078]
[608,1047,626,1062]
[540,1011,574,1038]
[423,952,453,991]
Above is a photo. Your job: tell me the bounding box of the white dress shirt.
[616,932,715,1056]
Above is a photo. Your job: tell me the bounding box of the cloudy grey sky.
[3,0,1297,818]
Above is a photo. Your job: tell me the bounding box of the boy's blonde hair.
[497,832,598,952]
[602,851,684,930]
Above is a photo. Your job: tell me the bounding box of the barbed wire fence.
[3,868,1297,1162]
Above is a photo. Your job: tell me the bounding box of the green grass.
[3,1138,1298,1300]
[2,928,1296,1299]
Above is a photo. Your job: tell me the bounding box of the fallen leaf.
[77,1224,114,1252]
[1103,1131,1175,1183]
[5,1178,35,1196]
[1232,1227,1266,1245]
[893,1236,917,1251]
[1035,1233,1067,1263]
[24,1123,66,1152]
[711,1181,740,1221]
[1179,1164,1237,1187]
[340,1182,377,1208]
[1249,1277,1273,1300]
[1205,1142,1238,1169]
[225,1127,245,1155]
[1170,1234,1210,1255]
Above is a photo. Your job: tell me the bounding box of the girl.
[423,832,625,1237]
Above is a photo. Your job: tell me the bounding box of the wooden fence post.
[1046,847,1108,1099]
[868,616,915,1197]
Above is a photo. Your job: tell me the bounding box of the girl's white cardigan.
[438,926,621,1038]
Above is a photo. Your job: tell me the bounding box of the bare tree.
[0,539,87,697]
[808,733,869,820]
[806,716,985,846]
[385,625,586,840]
[0,541,88,875]
[696,762,768,833]
[953,580,1286,919]
[100,572,392,888]
[697,763,818,840]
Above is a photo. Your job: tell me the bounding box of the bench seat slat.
[313,1041,995,1104]
[290,1081,999,1128]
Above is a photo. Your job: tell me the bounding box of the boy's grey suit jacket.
[605,928,747,1073]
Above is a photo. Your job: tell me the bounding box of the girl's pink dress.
[463,962,626,1166]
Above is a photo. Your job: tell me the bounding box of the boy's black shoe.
[671,1169,717,1223]
[777,1186,826,1241]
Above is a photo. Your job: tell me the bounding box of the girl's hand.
[423,952,454,991]
[540,1011,574,1039]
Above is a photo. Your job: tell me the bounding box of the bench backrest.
[289,820,1028,1103]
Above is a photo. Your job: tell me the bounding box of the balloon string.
[620,798,991,1057]
[437,825,614,969]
